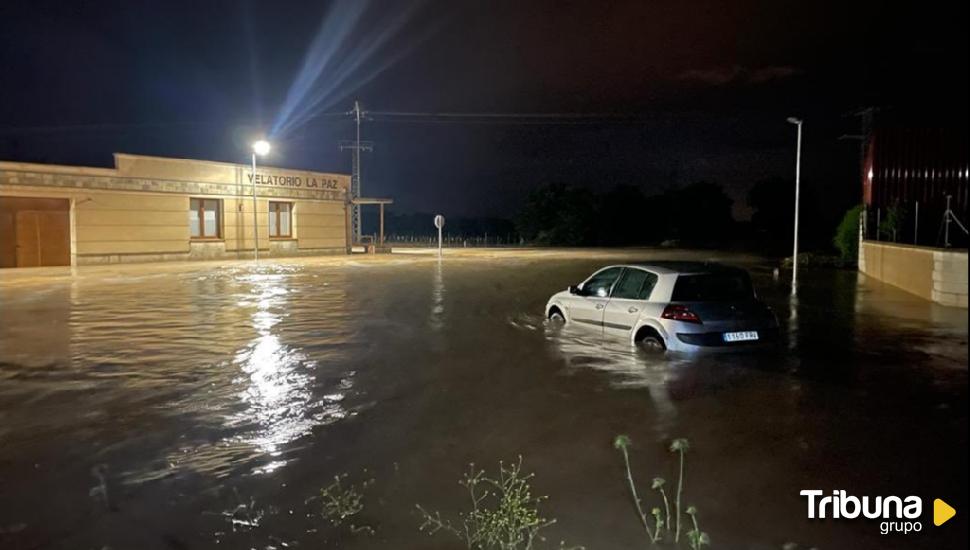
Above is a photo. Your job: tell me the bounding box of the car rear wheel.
[637,334,666,353]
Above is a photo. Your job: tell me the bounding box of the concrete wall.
[932,250,969,307]
[859,240,968,308]
[0,154,352,266]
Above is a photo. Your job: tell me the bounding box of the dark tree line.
[515,182,736,247]
[514,179,849,253]
[364,178,850,253]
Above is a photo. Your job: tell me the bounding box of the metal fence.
[862,195,968,249]
[373,234,524,248]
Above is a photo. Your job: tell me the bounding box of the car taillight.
[661,304,702,324]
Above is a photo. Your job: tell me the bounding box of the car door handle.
[595,303,606,310]
[628,306,639,313]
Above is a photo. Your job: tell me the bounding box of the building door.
[0,197,70,267]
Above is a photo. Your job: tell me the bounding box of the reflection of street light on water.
[788,292,799,353]
[251,140,271,262]
[430,259,445,332]
[786,118,803,355]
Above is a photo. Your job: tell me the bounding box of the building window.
[269,201,292,238]
[189,198,221,239]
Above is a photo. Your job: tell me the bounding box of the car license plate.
[723,331,759,342]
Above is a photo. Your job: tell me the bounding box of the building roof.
[0,152,350,186]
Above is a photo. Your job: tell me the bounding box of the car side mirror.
[568,285,581,295]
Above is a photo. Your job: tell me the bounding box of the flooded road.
[0,249,966,549]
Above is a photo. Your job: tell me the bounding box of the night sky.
[1,0,967,219]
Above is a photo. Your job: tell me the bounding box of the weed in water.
[650,507,664,543]
[685,505,710,550]
[668,438,690,543]
[317,473,375,534]
[612,435,655,543]
[651,476,671,534]
[614,435,706,547]
[417,457,575,550]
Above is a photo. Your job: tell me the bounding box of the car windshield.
[671,272,754,302]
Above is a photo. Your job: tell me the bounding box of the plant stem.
[688,511,703,550]
[675,451,684,543]
[660,487,671,533]
[619,446,655,544]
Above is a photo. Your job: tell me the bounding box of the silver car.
[545,262,779,352]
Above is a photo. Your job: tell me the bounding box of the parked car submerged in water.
[545,262,779,352]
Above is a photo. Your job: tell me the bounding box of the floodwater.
[0,249,966,550]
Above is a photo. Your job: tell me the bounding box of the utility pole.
[838,107,876,181]
[340,100,373,244]
[787,117,803,295]
[840,107,877,240]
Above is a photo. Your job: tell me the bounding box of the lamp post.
[786,117,802,295]
[251,139,271,262]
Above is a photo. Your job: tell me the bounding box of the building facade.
[0,153,353,267]
[857,113,968,308]
[862,124,968,248]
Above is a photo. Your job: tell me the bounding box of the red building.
[862,116,968,248]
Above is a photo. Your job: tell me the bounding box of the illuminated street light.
[251,139,271,262]
[787,117,802,295]
[253,139,271,157]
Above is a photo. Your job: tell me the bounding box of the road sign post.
[434,215,445,257]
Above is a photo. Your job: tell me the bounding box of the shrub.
[833,205,864,264]
[416,458,576,550]
[878,201,906,242]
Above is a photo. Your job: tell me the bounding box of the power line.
[367,110,640,118]
[364,110,658,125]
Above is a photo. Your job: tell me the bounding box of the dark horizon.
[1,0,967,220]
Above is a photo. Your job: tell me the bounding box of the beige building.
[0,153,382,267]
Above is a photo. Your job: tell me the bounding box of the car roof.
[616,261,743,275]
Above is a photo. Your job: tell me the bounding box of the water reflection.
[228,274,327,464]
[0,264,366,484]
[786,291,800,357]
[174,268,361,480]
[539,317,680,436]
[430,258,445,331]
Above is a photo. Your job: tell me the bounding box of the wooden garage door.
[0,197,71,267]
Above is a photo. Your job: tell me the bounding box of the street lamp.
[251,139,271,261]
[786,117,802,295]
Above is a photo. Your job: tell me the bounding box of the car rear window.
[671,272,754,302]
